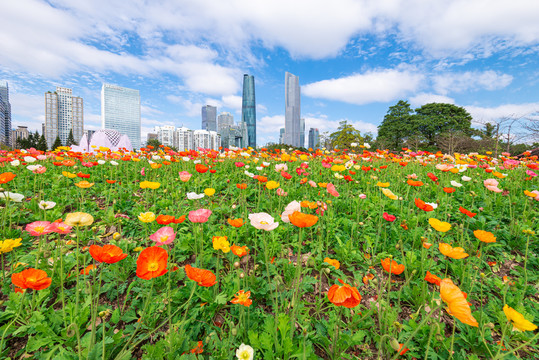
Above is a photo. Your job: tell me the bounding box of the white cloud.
[432,71,513,95]
[9,92,44,132]
[303,68,424,105]
[465,102,539,124]
[258,115,285,134]
[221,95,242,112]
[410,93,455,107]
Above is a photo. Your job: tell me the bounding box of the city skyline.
[1,1,538,146]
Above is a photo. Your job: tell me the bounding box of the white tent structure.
[71,129,133,153]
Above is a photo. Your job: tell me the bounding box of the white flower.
[425,202,438,210]
[364,143,371,149]
[344,160,354,169]
[236,343,254,360]
[164,155,171,161]
[26,164,43,172]
[110,161,119,166]
[10,160,20,166]
[182,157,190,162]
[39,201,56,210]
[37,155,47,160]
[186,192,205,200]
[152,155,161,161]
[0,192,24,202]
[281,200,301,223]
[350,142,358,147]
[194,160,201,164]
[98,160,106,165]
[148,160,154,164]
[262,161,270,167]
[450,180,463,187]
[244,171,254,178]
[334,173,344,179]
[240,152,250,157]
[24,156,36,163]
[245,165,250,169]
[256,166,263,171]
[461,176,472,181]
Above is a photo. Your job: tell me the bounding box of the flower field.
[0,146,538,359]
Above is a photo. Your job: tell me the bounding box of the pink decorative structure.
[71,129,133,153]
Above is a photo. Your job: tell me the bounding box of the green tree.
[414,103,473,147]
[36,134,48,151]
[377,100,415,150]
[329,120,364,149]
[66,129,76,146]
[52,136,63,150]
[146,138,162,149]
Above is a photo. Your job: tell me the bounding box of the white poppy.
[109,161,119,166]
[450,181,463,187]
[10,160,20,166]
[98,160,106,165]
[24,156,36,163]
[39,201,56,210]
[236,344,254,360]
[461,176,472,181]
[0,192,25,202]
[186,192,204,200]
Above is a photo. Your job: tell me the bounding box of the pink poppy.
[179,171,192,182]
[235,162,245,167]
[359,194,367,199]
[483,179,499,187]
[188,209,212,223]
[526,169,537,177]
[322,162,331,168]
[327,183,340,197]
[33,166,47,174]
[276,188,288,197]
[48,221,72,234]
[149,226,176,245]
[25,221,54,236]
[141,167,146,176]
[308,180,317,188]
[248,213,279,231]
[383,212,396,222]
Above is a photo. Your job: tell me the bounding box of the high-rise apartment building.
[101,84,141,149]
[0,81,12,147]
[45,87,84,148]
[154,125,175,147]
[308,128,320,149]
[218,112,234,131]
[241,74,256,148]
[201,105,217,132]
[175,127,194,151]
[284,72,301,147]
[193,130,220,150]
[11,126,29,149]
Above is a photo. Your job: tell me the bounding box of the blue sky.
[1,0,538,146]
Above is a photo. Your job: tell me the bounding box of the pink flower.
[486,185,503,193]
[529,190,539,201]
[48,222,72,234]
[25,221,53,236]
[275,163,288,172]
[321,162,331,168]
[235,162,245,167]
[383,212,396,222]
[188,209,212,223]
[276,188,288,196]
[359,194,367,199]
[141,167,146,176]
[501,152,511,156]
[150,226,176,245]
[33,166,47,174]
[483,179,499,187]
[526,169,537,177]
[281,201,301,223]
[248,213,279,231]
[327,183,340,197]
[308,180,317,188]
[407,173,418,179]
[179,171,192,182]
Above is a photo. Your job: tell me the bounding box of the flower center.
[159,235,169,242]
[260,221,268,225]
[35,226,45,233]
[239,350,250,360]
[148,262,159,271]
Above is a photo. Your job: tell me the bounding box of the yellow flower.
[524,190,537,198]
[331,165,346,172]
[503,305,537,332]
[334,173,344,179]
[204,188,216,196]
[64,212,94,227]
[0,238,22,254]
[140,181,160,189]
[266,181,280,190]
[376,182,390,188]
[138,212,156,223]
[133,246,144,252]
[75,180,94,188]
[381,188,398,200]
[62,171,76,179]
[132,158,141,162]
[212,236,230,253]
[429,218,452,232]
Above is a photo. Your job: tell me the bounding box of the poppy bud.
[359,222,364,226]
[480,272,486,278]
[234,261,240,268]
[113,232,121,240]
[395,243,400,249]
[308,258,316,267]
[239,272,245,279]
[436,334,444,342]
[389,338,400,351]
[411,269,417,275]
[473,265,479,270]
[231,327,237,336]
[324,268,331,274]
[486,322,495,329]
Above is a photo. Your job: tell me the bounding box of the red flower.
[427,172,438,182]
[459,206,477,218]
[425,271,441,286]
[11,268,52,290]
[383,212,396,222]
[443,187,456,193]
[136,247,168,280]
[195,164,208,173]
[327,279,361,308]
[414,198,434,212]
[173,215,186,224]
[184,264,216,287]
[281,171,292,180]
[89,244,128,264]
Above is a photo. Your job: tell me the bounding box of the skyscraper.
[300,118,305,148]
[45,87,84,148]
[241,74,256,148]
[101,84,141,149]
[0,81,12,147]
[201,105,217,132]
[218,112,234,131]
[284,72,301,147]
[308,128,320,149]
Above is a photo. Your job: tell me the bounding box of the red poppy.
[89,244,128,264]
[106,179,117,184]
[136,246,168,280]
[381,258,405,275]
[414,198,434,212]
[190,341,203,354]
[281,171,292,179]
[362,166,371,172]
[209,169,216,174]
[380,165,388,169]
[383,212,396,222]
[425,271,441,286]
[427,172,438,182]
[173,215,186,224]
[184,264,216,287]
[257,176,268,183]
[327,279,361,308]
[459,206,477,218]
[156,214,175,225]
[195,164,208,173]
[443,187,456,193]
[11,268,52,290]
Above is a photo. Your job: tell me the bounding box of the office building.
[300,118,305,148]
[193,130,220,150]
[201,105,217,132]
[279,128,285,144]
[45,87,84,148]
[101,84,141,149]
[308,128,320,150]
[11,126,29,149]
[220,121,248,149]
[154,125,175,147]
[0,81,12,147]
[241,74,256,148]
[284,72,301,147]
[218,112,234,131]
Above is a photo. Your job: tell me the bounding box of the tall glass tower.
[101,84,141,149]
[0,81,11,147]
[201,105,217,132]
[284,72,301,147]
[241,74,256,148]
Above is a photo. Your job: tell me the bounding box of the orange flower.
[75,180,94,188]
[414,198,434,212]
[62,159,76,167]
[184,264,216,287]
[190,341,204,354]
[473,230,496,243]
[156,214,175,225]
[440,278,478,327]
[195,164,208,173]
[443,187,456,193]
[231,290,252,307]
[300,200,318,209]
[257,176,268,183]
[327,279,362,308]
[324,257,340,269]
[362,273,374,285]
[381,258,405,275]
[173,215,186,224]
[231,245,249,257]
[459,206,477,218]
[106,179,117,184]
[150,163,162,169]
[0,172,16,184]
[89,244,128,264]
[80,264,97,275]
[11,268,52,290]
[236,183,247,190]
[439,243,469,259]
[136,246,168,280]
[422,242,433,249]
[407,179,424,187]
[425,271,441,286]
[227,218,245,227]
[288,211,318,228]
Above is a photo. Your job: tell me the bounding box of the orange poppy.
[106,179,117,184]
[459,206,477,218]
[89,244,128,264]
[195,164,209,173]
[74,180,94,188]
[190,341,204,354]
[422,242,433,249]
[257,176,268,183]
[150,163,162,169]
[324,257,340,269]
[184,264,216,287]
[443,187,456,193]
[425,271,441,286]
[0,172,16,184]
[381,258,405,275]
[236,183,247,190]
[80,264,97,275]
[231,290,252,307]
[473,230,496,243]
[362,273,374,285]
[440,278,478,327]
[11,268,52,290]
[327,279,361,308]
[414,198,434,212]
[300,201,318,209]
[173,215,186,224]
[407,179,424,187]
[156,214,175,225]
[439,243,469,259]
[231,245,249,257]
[288,211,318,228]
[136,246,168,280]
[62,159,76,167]
[227,218,245,227]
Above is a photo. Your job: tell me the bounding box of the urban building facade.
[284,72,301,147]
[218,112,234,131]
[300,118,305,148]
[0,81,11,147]
[308,128,320,149]
[279,128,285,144]
[175,127,194,151]
[11,126,29,149]
[154,125,175,147]
[101,84,141,149]
[220,121,248,149]
[201,105,217,132]
[193,130,220,150]
[45,87,84,148]
[241,74,256,148]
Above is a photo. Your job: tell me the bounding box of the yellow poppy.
[376,182,390,188]
[204,188,216,196]
[381,188,398,200]
[503,305,538,332]
[428,218,451,232]
[266,181,280,190]
[140,181,161,189]
[439,243,469,259]
[473,230,496,243]
[0,238,23,254]
[75,180,94,188]
[138,212,156,223]
[440,279,478,327]
[62,171,76,179]
[64,212,94,227]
